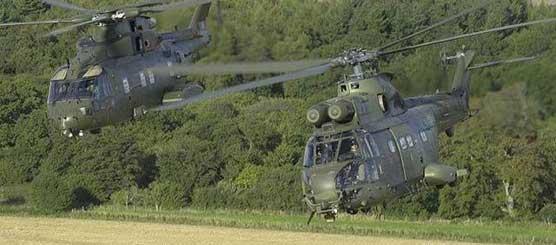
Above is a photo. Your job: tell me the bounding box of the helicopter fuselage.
[302,53,474,221]
[46,12,211,136]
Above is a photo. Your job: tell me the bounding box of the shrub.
[30,171,72,212]
[145,181,185,210]
[110,186,145,208]
[538,204,556,223]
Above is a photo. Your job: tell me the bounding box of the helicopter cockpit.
[304,131,380,184]
[48,65,111,103]
[302,130,381,218]
[304,132,361,167]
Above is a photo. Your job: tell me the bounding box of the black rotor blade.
[99,1,165,14]
[381,18,556,56]
[469,56,538,70]
[151,63,333,111]
[378,0,490,51]
[0,19,84,27]
[45,18,100,37]
[159,59,331,76]
[41,0,96,14]
[145,0,212,12]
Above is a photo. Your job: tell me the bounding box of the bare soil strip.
[0,216,493,245]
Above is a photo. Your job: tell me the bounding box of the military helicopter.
[145,4,556,223]
[1,0,227,137]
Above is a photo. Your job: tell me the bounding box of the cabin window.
[388,140,397,153]
[378,94,388,113]
[140,72,147,87]
[123,78,130,94]
[420,131,428,142]
[407,135,414,148]
[148,70,155,84]
[135,37,143,52]
[399,137,408,150]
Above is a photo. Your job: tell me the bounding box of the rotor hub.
[332,49,380,66]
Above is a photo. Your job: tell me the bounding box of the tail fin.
[189,3,211,34]
[450,50,476,110]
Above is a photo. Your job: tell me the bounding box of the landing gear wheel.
[324,212,336,223]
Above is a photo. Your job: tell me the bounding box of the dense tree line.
[1,0,556,220]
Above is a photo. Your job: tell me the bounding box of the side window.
[407,135,414,148]
[388,140,397,153]
[399,137,407,150]
[420,131,428,142]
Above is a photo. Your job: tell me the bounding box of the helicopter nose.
[48,100,97,136]
[61,116,77,129]
[310,171,340,207]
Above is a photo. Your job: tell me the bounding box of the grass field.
[1,205,555,245]
[0,216,483,245]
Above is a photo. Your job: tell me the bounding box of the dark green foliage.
[538,204,556,223]
[145,181,186,210]
[30,130,155,210]
[31,170,72,212]
[191,165,303,211]
[2,0,556,220]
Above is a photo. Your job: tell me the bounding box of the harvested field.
[0,216,484,245]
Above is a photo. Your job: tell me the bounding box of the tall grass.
[1,204,554,244]
[74,206,556,245]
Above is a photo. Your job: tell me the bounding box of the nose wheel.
[323,212,337,223]
[62,129,85,138]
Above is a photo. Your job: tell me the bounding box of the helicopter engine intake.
[328,100,355,123]
[307,103,331,127]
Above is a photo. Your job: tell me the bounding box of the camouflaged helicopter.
[1,0,220,137]
[147,3,556,223]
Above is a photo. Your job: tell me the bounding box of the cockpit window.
[48,73,111,103]
[52,68,68,81]
[338,138,359,161]
[48,79,93,102]
[304,138,315,168]
[315,141,339,166]
[313,132,361,166]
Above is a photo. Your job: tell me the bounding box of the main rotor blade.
[45,18,99,37]
[378,0,490,51]
[151,63,333,111]
[41,0,96,15]
[381,18,556,56]
[469,56,538,70]
[160,59,331,76]
[146,0,212,12]
[0,19,84,27]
